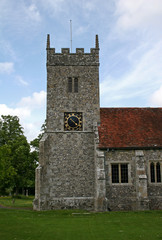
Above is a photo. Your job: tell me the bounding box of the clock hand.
[70,119,78,126]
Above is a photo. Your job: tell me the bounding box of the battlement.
[46,34,99,66]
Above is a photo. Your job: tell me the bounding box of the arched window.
[150,162,161,183]
[68,77,72,92]
[156,162,161,183]
[150,162,155,183]
[74,78,78,93]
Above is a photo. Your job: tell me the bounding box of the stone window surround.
[108,161,132,185]
[148,160,162,184]
[68,77,79,93]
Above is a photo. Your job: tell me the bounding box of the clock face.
[64,112,82,131]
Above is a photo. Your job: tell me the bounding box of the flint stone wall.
[47,48,99,66]
[34,132,95,210]
[47,65,100,132]
[34,42,101,211]
[105,149,162,211]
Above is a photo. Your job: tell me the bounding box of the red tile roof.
[98,108,162,149]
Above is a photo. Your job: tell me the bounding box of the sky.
[0,0,162,142]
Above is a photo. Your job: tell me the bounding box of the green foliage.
[0,115,23,146]
[29,119,47,172]
[0,145,17,194]
[30,119,46,152]
[0,115,37,195]
[0,207,161,240]
[0,115,46,195]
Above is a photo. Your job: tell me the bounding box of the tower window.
[150,162,161,183]
[68,77,72,92]
[111,163,128,183]
[67,77,79,93]
[74,78,78,92]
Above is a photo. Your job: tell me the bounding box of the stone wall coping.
[108,161,130,164]
[110,183,133,186]
[49,197,94,200]
[139,175,147,179]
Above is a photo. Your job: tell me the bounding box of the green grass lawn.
[0,196,34,209]
[0,197,162,240]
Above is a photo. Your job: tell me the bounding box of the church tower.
[33,35,105,210]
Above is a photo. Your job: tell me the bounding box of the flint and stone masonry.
[33,35,162,211]
[33,35,106,211]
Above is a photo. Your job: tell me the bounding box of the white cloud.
[38,0,65,14]
[16,75,28,86]
[18,91,46,109]
[0,62,14,74]
[0,40,18,61]
[0,91,46,141]
[37,0,109,22]
[100,41,162,106]
[115,0,162,31]
[75,25,89,35]
[0,104,31,120]
[0,0,41,37]
[150,86,162,106]
[23,122,43,143]
[100,0,162,107]
[25,4,41,22]
[83,1,96,11]
[38,0,100,14]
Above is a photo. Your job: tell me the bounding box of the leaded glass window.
[156,162,161,183]
[74,78,78,93]
[111,163,128,184]
[68,77,72,92]
[112,164,119,183]
[150,162,161,183]
[150,162,155,183]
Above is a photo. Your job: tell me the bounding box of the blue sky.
[0,0,162,141]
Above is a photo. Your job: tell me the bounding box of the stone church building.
[33,35,162,211]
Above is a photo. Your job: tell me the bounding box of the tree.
[11,135,36,194]
[29,120,46,183]
[0,115,37,195]
[0,115,23,146]
[0,145,17,194]
[30,120,47,152]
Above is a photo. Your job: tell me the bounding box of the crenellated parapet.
[46,34,99,66]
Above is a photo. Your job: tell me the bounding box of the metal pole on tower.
[70,20,72,52]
